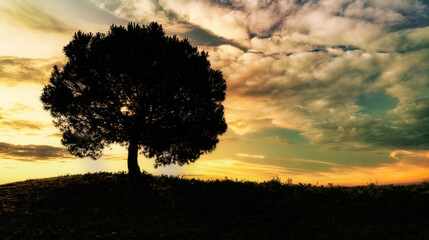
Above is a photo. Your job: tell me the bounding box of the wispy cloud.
[0,142,71,161]
[0,103,49,131]
[0,119,46,131]
[0,0,75,33]
[236,153,265,159]
[266,136,295,146]
[390,150,429,167]
[0,56,64,86]
[8,103,34,113]
[291,158,338,166]
[219,136,241,143]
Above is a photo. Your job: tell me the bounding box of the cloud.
[0,0,75,33]
[219,136,240,143]
[0,142,71,161]
[90,0,181,28]
[322,145,382,153]
[90,0,429,53]
[48,133,63,138]
[83,0,429,151]
[307,97,429,150]
[337,0,429,30]
[180,25,247,50]
[236,153,265,159]
[207,33,429,150]
[8,103,34,113]
[91,0,429,48]
[0,56,64,86]
[4,0,426,153]
[390,150,429,167]
[291,158,338,166]
[267,136,295,146]
[91,0,247,49]
[0,104,49,131]
[0,120,46,131]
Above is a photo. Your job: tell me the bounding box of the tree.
[41,23,227,181]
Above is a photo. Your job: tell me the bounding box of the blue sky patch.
[356,91,399,115]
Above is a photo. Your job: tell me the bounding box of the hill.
[0,172,428,239]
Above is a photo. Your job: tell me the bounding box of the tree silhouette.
[41,23,227,181]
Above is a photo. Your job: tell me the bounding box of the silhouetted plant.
[41,22,227,181]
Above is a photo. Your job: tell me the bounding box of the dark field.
[0,172,428,240]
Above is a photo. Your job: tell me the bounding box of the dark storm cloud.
[0,142,71,161]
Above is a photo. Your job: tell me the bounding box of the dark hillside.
[0,172,428,239]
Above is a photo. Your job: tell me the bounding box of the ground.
[0,172,428,239]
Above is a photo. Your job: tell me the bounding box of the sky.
[1,0,428,185]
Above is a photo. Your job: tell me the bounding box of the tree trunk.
[127,138,141,183]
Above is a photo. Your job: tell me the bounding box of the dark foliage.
[0,173,428,240]
[41,23,227,176]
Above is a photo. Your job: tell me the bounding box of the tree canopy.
[41,23,227,178]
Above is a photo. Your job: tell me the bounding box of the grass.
[0,172,428,240]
